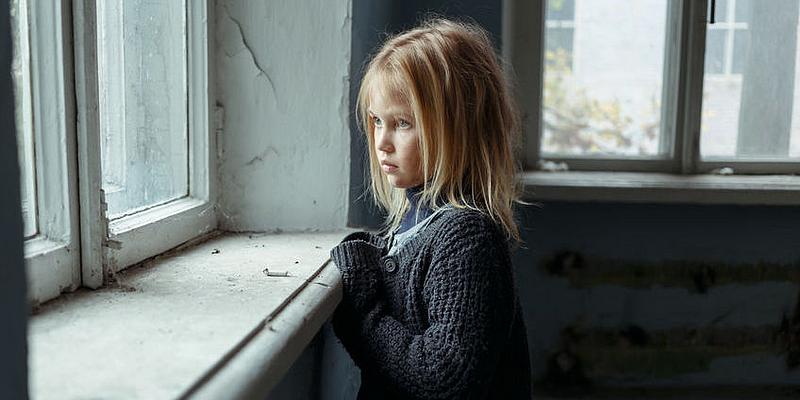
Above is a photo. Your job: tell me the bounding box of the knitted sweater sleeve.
[359,215,515,399]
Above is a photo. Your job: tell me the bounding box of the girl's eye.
[397,119,411,129]
[372,116,383,128]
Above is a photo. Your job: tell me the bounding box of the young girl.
[330,18,531,399]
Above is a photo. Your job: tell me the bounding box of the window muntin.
[542,0,670,158]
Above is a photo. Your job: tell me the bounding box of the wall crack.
[223,4,277,100]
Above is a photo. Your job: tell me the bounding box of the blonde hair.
[357,18,525,244]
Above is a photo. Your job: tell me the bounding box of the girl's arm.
[329,236,386,371]
[344,216,516,399]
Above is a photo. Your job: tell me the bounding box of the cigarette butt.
[263,268,290,277]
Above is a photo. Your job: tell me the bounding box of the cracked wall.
[215,0,351,231]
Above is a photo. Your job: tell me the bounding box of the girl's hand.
[339,231,387,249]
[330,238,386,315]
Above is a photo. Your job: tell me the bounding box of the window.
[12,0,81,303]
[89,0,215,276]
[542,0,669,160]
[11,0,215,305]
[98,0,189,219]
[704,0,751,76]
[545,0,575,71]
[701,0,800,166]
[511,0,800,176]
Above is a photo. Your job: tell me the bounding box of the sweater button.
[383,257,397,273]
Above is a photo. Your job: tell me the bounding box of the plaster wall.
[215,0,352,232]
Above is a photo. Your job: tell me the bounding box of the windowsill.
[28,230,354,399]
[521,171,800,205]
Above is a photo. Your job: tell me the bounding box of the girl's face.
[369,87,424,189]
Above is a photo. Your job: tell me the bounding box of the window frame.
[11,0,37,239]
[19,0,216,304]
[23,0,81,304]
[73,0,216,284]
[507,0,800,180]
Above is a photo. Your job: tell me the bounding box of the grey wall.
[515,201,800,391]
[216,0,352,232]
[266,323,360,400]
[0,0,29,397]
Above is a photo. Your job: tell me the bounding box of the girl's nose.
[377,131,394,153]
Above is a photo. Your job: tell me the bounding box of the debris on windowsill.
[103,238,124,250]
[262,268,290,277]
[710,167,735,176]
[538,160,570,172]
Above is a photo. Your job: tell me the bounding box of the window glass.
[542,0,669,157]
[716,0,731,22]
[704,30,726,75]
[546,0,575,20]
[701,0,800,159]
[97,0,189,218]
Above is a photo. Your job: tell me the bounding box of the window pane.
[701,1,800,159]
[716,0,731,23]
[542,0,669,157]
[735,0,753,23]
[97,0,189,218]
[731,29,750,75]
[545,27,574,70]
[704,29,726,75]
[547,0,575,21]
[11,0,37,238]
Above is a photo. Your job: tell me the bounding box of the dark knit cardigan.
[330,207,531,399]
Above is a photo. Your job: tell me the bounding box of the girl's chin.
[387,177,409,188]
[387,178,422,189]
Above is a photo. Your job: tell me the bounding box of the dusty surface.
[29,231,348,400]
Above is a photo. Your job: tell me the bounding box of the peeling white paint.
[216,0,352,231]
